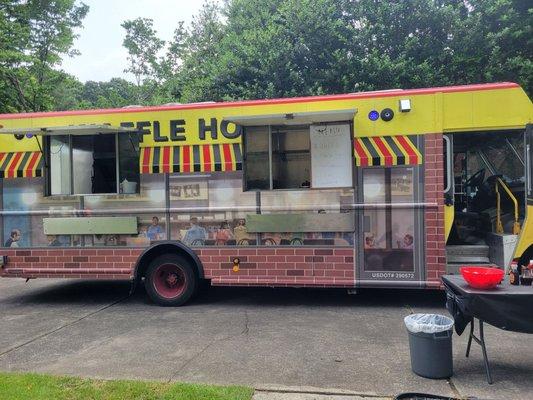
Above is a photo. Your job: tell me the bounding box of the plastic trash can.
[404,313,454,379]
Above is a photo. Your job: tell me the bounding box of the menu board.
[310,124,352,188]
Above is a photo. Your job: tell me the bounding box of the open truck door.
[514,124,533,264]
[444,135,454,242]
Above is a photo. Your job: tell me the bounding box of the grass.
[0,372,254,400]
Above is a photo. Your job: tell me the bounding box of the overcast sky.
[60,0,207,82]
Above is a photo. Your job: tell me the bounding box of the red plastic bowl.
[460,266,504,289]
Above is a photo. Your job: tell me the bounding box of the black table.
[442,275,533,384]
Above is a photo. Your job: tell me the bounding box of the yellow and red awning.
[140,143,243,174]
[0,151,43,178]
[354,136,422,166]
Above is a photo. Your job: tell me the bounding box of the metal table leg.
[465,318,493,384]
[479,321,493,384]
[465,319,474,358]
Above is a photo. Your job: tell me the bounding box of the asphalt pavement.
[0,278,531,399]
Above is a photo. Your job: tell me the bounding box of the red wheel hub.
[153,264,187,299]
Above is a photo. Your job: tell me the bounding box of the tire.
[145,254,197,306]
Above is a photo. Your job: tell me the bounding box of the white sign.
[310,124,352,188]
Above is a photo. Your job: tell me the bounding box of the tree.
[80,78,138,108]
[0,0,89,112]
[2,0,530,113]
[167,0,225,102]
[450,0,532,94]
[121,17,165,103]
[167,0,531,102]
[209,0,350,100]
[339,0,469,91]
[48,71,84,111]
[162,0,352,102]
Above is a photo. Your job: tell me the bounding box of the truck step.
[446,255,491,264]
[446,245,489,258]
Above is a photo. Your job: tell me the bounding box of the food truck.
[0,82,532,305]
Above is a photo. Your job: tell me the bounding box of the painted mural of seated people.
[215,221,234,245]
[147,216,163,241]
[47,235,62,247]
[233,219,251,244]
[289,233,304,245]
[183,217,207,246]
[262,232,282,245]
[4,229,21,248]
[342,232,354,246]
[125,226,150,247]
[137,225,148,238]
[333,232,350,246]
[105,235,119,246]
[376,224,401,249]
[364,235,376,249]
[305,232,321,239]
[398,234,414,249]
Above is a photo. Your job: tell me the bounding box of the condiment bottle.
[509,261,520,286]
[520,262,533,286]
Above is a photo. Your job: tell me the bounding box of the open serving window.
[0,124,140,195]
[225,109,356,191]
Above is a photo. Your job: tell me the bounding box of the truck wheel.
[145,254,197,306]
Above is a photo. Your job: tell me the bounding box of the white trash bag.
[404,313,454,334]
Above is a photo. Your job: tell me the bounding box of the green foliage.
[0,372,254,400]
[0,0,89,112]
[80,78,139,109]
[0,0,531,112]
[209,0,350,100]
[163,0,531,102]
[121,17,165,88]
[340,0,468,91]
[450,0,532,94]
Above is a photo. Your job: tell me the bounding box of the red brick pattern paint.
[0,246,356,287]
[0,248,142,280]
[0,135,447,289]
[424,133,446,287]
[197,247,355,287]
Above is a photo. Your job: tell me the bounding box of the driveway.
[0,278,531,399]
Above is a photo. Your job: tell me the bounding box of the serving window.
[47,133,140,196]
[243,123,352,191]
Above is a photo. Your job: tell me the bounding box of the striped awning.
[140,143,243,174]
[354,136,422,166]
[0,152,43,178]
